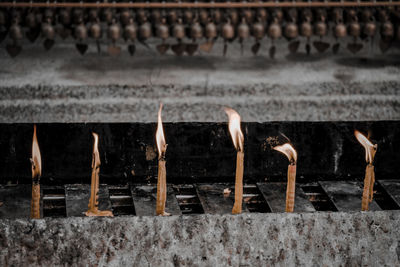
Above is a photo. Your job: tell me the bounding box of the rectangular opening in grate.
[373,182,400,210]
[302,184,338,212]
[174,185,204,215]
[42,187,67,218]
[109,186,136,216]
[244,185,271,213]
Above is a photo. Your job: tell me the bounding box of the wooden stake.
[232,150,244,214]
[86,133,113,217]
[361,164,375,211]
[286,164,297,212]
[156,156,168,215]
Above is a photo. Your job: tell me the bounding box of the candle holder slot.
[42,187,67,218]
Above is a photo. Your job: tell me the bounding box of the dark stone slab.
[378,180,400,207]
[0,184,41,219]
[196,184,248,214]
[319,181,381,212]
[0,122,399,185]
[257,182,315,212]
[65,184,112,217]
[131,185,181,216]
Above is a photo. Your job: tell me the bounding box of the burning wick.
[156,103,169,216]
[273,143,297,212]
[30,125,42,219]
[355,130,378,211]
[85,132,113,217]
[224,107,244,215]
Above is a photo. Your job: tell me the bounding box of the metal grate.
[174,185,204,215]
[243,185,271,213]
[108,186,136,216]
[301,184,338,212]
[42,187,67,218]
[2,181,400,219]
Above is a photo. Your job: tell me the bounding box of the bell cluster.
[0,6,399,57]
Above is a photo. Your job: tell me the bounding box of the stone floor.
[0,39,399,122]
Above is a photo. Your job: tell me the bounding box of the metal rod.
[0,1,399,8]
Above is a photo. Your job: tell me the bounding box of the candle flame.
[32,125,42,179]
[156,103,167,158]
[273,143,297,164]
[224,107,244,152]
[92,132,100,168]
[355,130,377,164]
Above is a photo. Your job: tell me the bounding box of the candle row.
[28,105,378,218]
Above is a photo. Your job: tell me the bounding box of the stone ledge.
[1,211,399,266]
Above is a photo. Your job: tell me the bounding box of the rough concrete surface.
[0,39,399,122]
[0,211,399,266]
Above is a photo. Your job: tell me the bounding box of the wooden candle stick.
[86,133,113,217]
[224,107,245,215]
[273,143,297,213]
[156,103,169,216]
[30,125,42,219]
[355,130,377,211]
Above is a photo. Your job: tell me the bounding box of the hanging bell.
[139,21,152,41]
[380,20,394,53]
[10,22,23,40]
[199,20,217,53]
[186,20,203,55]
[25,11,40,43]
[172,19,186,56]
[184,10,194,24]
[156,18,170,55]
[108,21,121,56]
[229,9,239,25]
[151,9,162,25]
[75,22,88,55]
[268,18,281,59]
[168,10,178,25]
[199,10,209,25]
[124,19,137,56]
[347,17,363,54]
[238,18,250,55]
[222,19,235,56]
[137,9,148,25]
[257,8,268,23]
[90,21,102,53]
[58,8,72,40]
[7,22,23,57]
[120,9,132,26]
[251,19,264,55]
[243,9,254,24]
[41,19,55,51]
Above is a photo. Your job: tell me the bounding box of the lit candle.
[156,103,169,216]
[224,107,244,214]
[30,125,42,219]
[355,130,377,211]
[86,132,113,217]
[273,143,297,212]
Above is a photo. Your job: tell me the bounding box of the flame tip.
[354,130,377,164]
[225,107,244,152]
[273,143,297,163]
[156,103,166,157]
